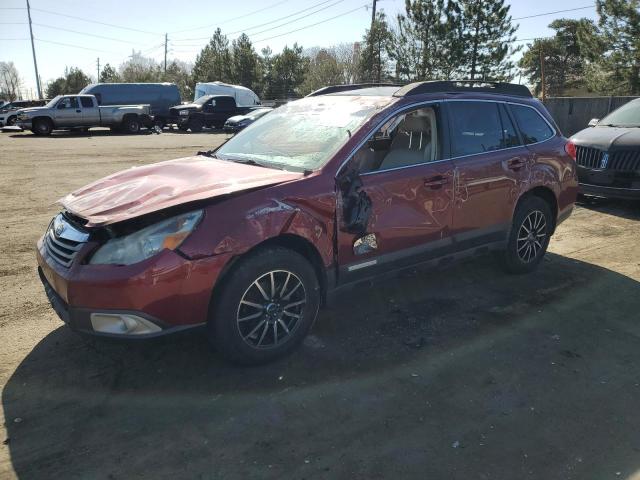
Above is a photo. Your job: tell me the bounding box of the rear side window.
[80,97,93,108]
[510,104,554,144]
[449,102,505,156]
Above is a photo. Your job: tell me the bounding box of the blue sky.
[1,0,598,97]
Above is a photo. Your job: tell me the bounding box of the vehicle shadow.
[4,253,640,479]
[577,195,640,220]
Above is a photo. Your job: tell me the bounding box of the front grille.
[607,150,640,172]
[576,146,640,172]
[43,214,89,268]
[576,146,605,169]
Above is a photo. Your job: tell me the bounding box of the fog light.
[90,313,162,335]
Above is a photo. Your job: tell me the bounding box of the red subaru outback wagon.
[37,81,578,364]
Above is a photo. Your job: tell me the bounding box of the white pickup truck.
[16,94,152,135]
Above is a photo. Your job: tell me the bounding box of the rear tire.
[208,247,321,365]
[33,118,52,136]
[122,116,141,134]
[501,196,553,274]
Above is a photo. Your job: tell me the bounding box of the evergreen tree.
[268,44,308,99]
[519,19,596,96]
[231,33,261,91]
[162,60,193,101]
[358,12,393,82]
[460,0,519,80]
[192,28,233,83]
[99,63,120,83]
[45,67,91,97]
[393,0,464,81]
[259,47,274,98]
[586,0,640,95]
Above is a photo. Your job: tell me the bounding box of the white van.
[194,82,260,106]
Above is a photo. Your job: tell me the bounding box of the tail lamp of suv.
[565,140,577,161]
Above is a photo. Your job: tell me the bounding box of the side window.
[80,97,93,108]
[449,101,504,156]
[498,103,521,148]
[57,97,72,109]
[510,104,554,144]
[352,105,442,173]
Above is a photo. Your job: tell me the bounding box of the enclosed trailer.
[194,82,260,106]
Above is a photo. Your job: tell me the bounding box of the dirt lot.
[0,128,639,480]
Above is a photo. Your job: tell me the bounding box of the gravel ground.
[1,128,639,480]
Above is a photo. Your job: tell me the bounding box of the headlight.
[90,210,203,265]
[179,110,189,116]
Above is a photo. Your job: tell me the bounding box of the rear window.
[510,104,554,144]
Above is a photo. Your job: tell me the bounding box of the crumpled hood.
[59,156,303,226]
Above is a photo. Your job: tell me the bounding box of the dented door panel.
[336,162,455,281]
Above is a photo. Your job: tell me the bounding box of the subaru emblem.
[599,152,609,169]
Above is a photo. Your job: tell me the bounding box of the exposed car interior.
[354,106,440,173]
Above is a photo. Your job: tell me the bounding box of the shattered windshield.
[215,95,393,171]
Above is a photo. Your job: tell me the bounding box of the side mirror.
[588,118,600,127]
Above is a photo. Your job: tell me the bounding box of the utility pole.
[26,0,42,99]
[96,57,100,82]
[164,33,168,74]
[370,0,377,27]
[369,0,377,82]
[539,44,546,102]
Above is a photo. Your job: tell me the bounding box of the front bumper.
[16,119,32,129]
[169,115,190,127]
[37,235,231,338]
[577,166,640,199]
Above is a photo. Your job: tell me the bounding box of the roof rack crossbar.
[306,83,404,97]
[394,80,532,98]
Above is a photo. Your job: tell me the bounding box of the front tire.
[6,115,17,126]
[208,247,321,365]
[502,196,553,274]
[33,118,52,136]
[189,118,203,133]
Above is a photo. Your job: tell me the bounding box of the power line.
[35,38,120,54]
[30,7,159,35]
[173,0,340,41]
[171,0,290,34]
[512,5,595,21]
[253,4,368,43]
[32,22,139,44]
[237,0,345,38]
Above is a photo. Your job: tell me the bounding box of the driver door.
[336,103,455,283]
[54,96,82,127]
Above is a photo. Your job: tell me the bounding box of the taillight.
[565,140,577,161]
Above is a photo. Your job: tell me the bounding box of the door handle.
[76,109,81,113]
[424,175,448,189]
[505,158,526,171]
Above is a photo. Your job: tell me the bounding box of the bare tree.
[0,62,22,101]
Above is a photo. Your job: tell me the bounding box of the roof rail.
[306,83,404,97]
[394,80,532,98]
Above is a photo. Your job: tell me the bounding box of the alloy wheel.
[517,210,547,263]
[236,270,307,349]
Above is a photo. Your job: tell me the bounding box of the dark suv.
[37,81,578,364]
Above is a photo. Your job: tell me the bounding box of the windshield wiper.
[196,150,217,158]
